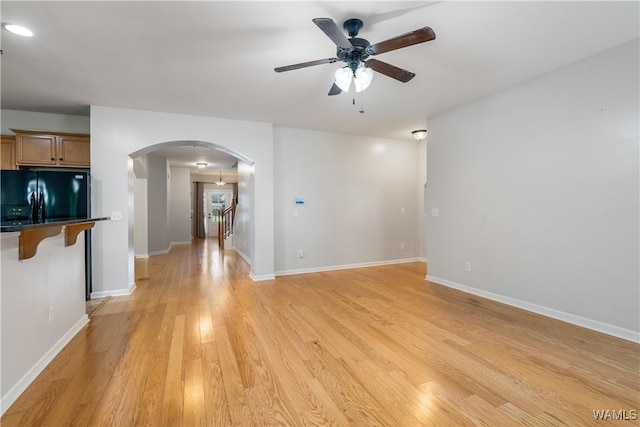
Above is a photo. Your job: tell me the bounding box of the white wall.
[169,166,192,244]
[147,154,169,255]
[426,39,639,340]
[234,161,254,264]
[418,138,428,260]
[90,106,274,294]
[0,109,90,135]
[1,232,88,413]
[133,178,149,257]
[273,127,420,274]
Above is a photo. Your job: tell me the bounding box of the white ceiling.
[152,144,238,178]
[1,1,638,168]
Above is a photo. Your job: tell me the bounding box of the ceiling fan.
[274,18,436,95]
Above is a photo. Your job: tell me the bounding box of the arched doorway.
[129,139,253,253]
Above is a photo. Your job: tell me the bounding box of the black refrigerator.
[1,170,89,222]
[1,169,93,299]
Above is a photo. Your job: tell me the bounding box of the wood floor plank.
[112,352,154,426]
[86,373,130,426]
[198,297,215,343]
[183,358,207,427]
[133,336,171,426]
[213,324,253,426]
[37,351,107,426]
[2,240,638,426]
[202,341,233,427]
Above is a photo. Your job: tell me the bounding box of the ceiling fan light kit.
[275,17,435,96]
[353,66,374,92]
[334,67,352,92]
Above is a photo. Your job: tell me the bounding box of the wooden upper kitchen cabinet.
[1,135,17,170]
[12,129,90,168]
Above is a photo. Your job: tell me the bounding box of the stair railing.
[217,200,237,250]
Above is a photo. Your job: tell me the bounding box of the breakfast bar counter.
[0,217,109,260]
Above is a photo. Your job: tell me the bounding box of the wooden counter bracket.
[65,221,95,247]
[17,221,95,260]
[19,225,63,260]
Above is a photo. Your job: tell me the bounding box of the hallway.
[2,239,638,426]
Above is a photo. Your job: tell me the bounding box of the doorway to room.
[203,188,233,238]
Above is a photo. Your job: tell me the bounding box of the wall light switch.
[400,207,405,214]
[431,208,439,217]
[293,209,298,217]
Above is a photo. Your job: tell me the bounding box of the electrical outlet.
[111,211,122,221]
[400,207,405,214]
[432,208,439,217]
[400,243,405,250]
[48,306,54,323]
[298,250,304,258]
[464,262,471,272]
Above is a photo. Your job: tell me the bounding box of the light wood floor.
[2,239,638,426]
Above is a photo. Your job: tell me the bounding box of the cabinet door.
[1,135,17,170]
[58,135,90,167]
[16,134,57,166]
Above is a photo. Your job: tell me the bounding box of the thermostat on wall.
[295,198,305,205]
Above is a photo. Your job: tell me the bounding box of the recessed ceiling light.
[3,24,34,37]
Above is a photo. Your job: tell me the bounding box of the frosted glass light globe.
[334,67,352,92]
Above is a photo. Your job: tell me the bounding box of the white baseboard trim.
[135,253,149,259]
[0,315,90,415]
[274,257,425,277]
[250,273,276,281]
[148,247,170,257]
[91,282,136,299]
[416,257,427,263]
[232,247,251,266]
[230,249,274,281]
[171,240,191,246]
[425,275,640,343]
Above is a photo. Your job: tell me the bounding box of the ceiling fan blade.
[366,59,415,83]
[312,18,354,52]
[274,58,339,73]
[328,82,342,96]
[368,26,436,55]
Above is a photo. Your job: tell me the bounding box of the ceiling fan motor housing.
[337,37,371,74]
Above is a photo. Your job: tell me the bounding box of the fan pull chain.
[359,90,365,114]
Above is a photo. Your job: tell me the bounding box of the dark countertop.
[1,217,110,233]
